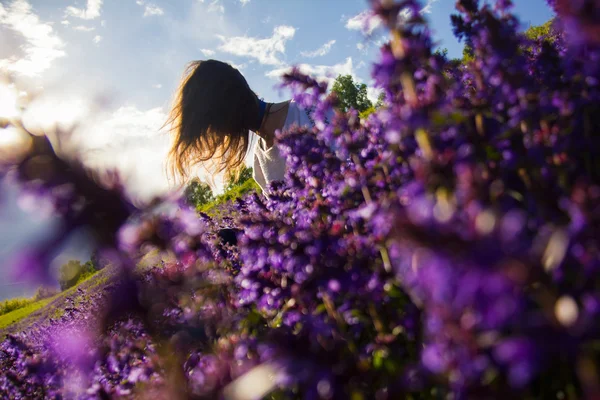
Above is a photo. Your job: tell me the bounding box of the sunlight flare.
[0,83,20,119]
[22,96,89,133]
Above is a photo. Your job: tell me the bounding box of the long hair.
[165,60,258,184]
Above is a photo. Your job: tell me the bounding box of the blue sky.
[14,0,553,109]
[0,0,555,298]
[0,0,555,199]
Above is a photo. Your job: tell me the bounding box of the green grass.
[0,298,36,316]
[136,248,176,271]
[200,178,261,214]
[0,297,56,329]
[0,268,105,331]
[0,286,60,317]
[73,269,98,286]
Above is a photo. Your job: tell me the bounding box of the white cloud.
[217,25,296,66]
[300,39,336,58]
[200,48,216,56]
[345,10,381,35]
[267,56,381,109]
[420,0,440,14]
[152,83,162,89]
[346,2,435,35]
[73,25,95,32]
[375,36,389,47]
[239,0,251,5]
[266,57,355,89]
[0,0,66,77]
[144,5,164,17]
[93,35,102,44]
[136,0,164,17]
[82,105,167,148]
[21,95,89,134]
[367,86,383,104]
[65,0,103,20]
[196,0,225,13]
[356,35,389,54]
[74,105,174,201]
[208,0,225,13]
[226,61,247,70]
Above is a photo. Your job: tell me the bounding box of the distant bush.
[33,286,59,301]
[58,259,99,291]
[0,298,34,316]
[0,286,59,317]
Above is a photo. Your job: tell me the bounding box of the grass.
[72,268,98,287]
[200,178,261,214]
[136,248,176,271]
[0,249,174,334]
[0,267,107,332]
[0,298,36,316]
[0,296,56,329]
[0,286,61,317]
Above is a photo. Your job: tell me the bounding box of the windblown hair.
[165,60,258,182]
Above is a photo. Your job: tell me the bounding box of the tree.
[331,75,373,113]
[184,179,215,208]
[462,44,475,63]
[358,90,387,120]
[225,166,253,192]
[90,249,108,270]
[433,47,449,59]
[524,19,554,42]
[456,20,555,66]
[58,260,97,291]
[59,260,81,290]
[375,92,385,109]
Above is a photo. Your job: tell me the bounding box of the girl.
[166,59,318,194]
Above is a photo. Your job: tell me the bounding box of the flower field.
[2,0,600,398]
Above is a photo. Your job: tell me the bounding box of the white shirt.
[252,100,314,193]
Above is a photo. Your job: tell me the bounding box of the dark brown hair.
[165,60,258,182]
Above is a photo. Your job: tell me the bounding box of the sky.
[0,0,555,198]
[0,0,555,298]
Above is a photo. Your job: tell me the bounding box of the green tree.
[59,260,81,290]
[184,179,215,208]
[90,249,108,270]
[433,47,449,59]
[225,166,254,192]
[58,259,98,291]
[331,75,373,113]
[457,20,554,66]
[524,19,554,41]
[375,92,385,109]
[462,44,475,63]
